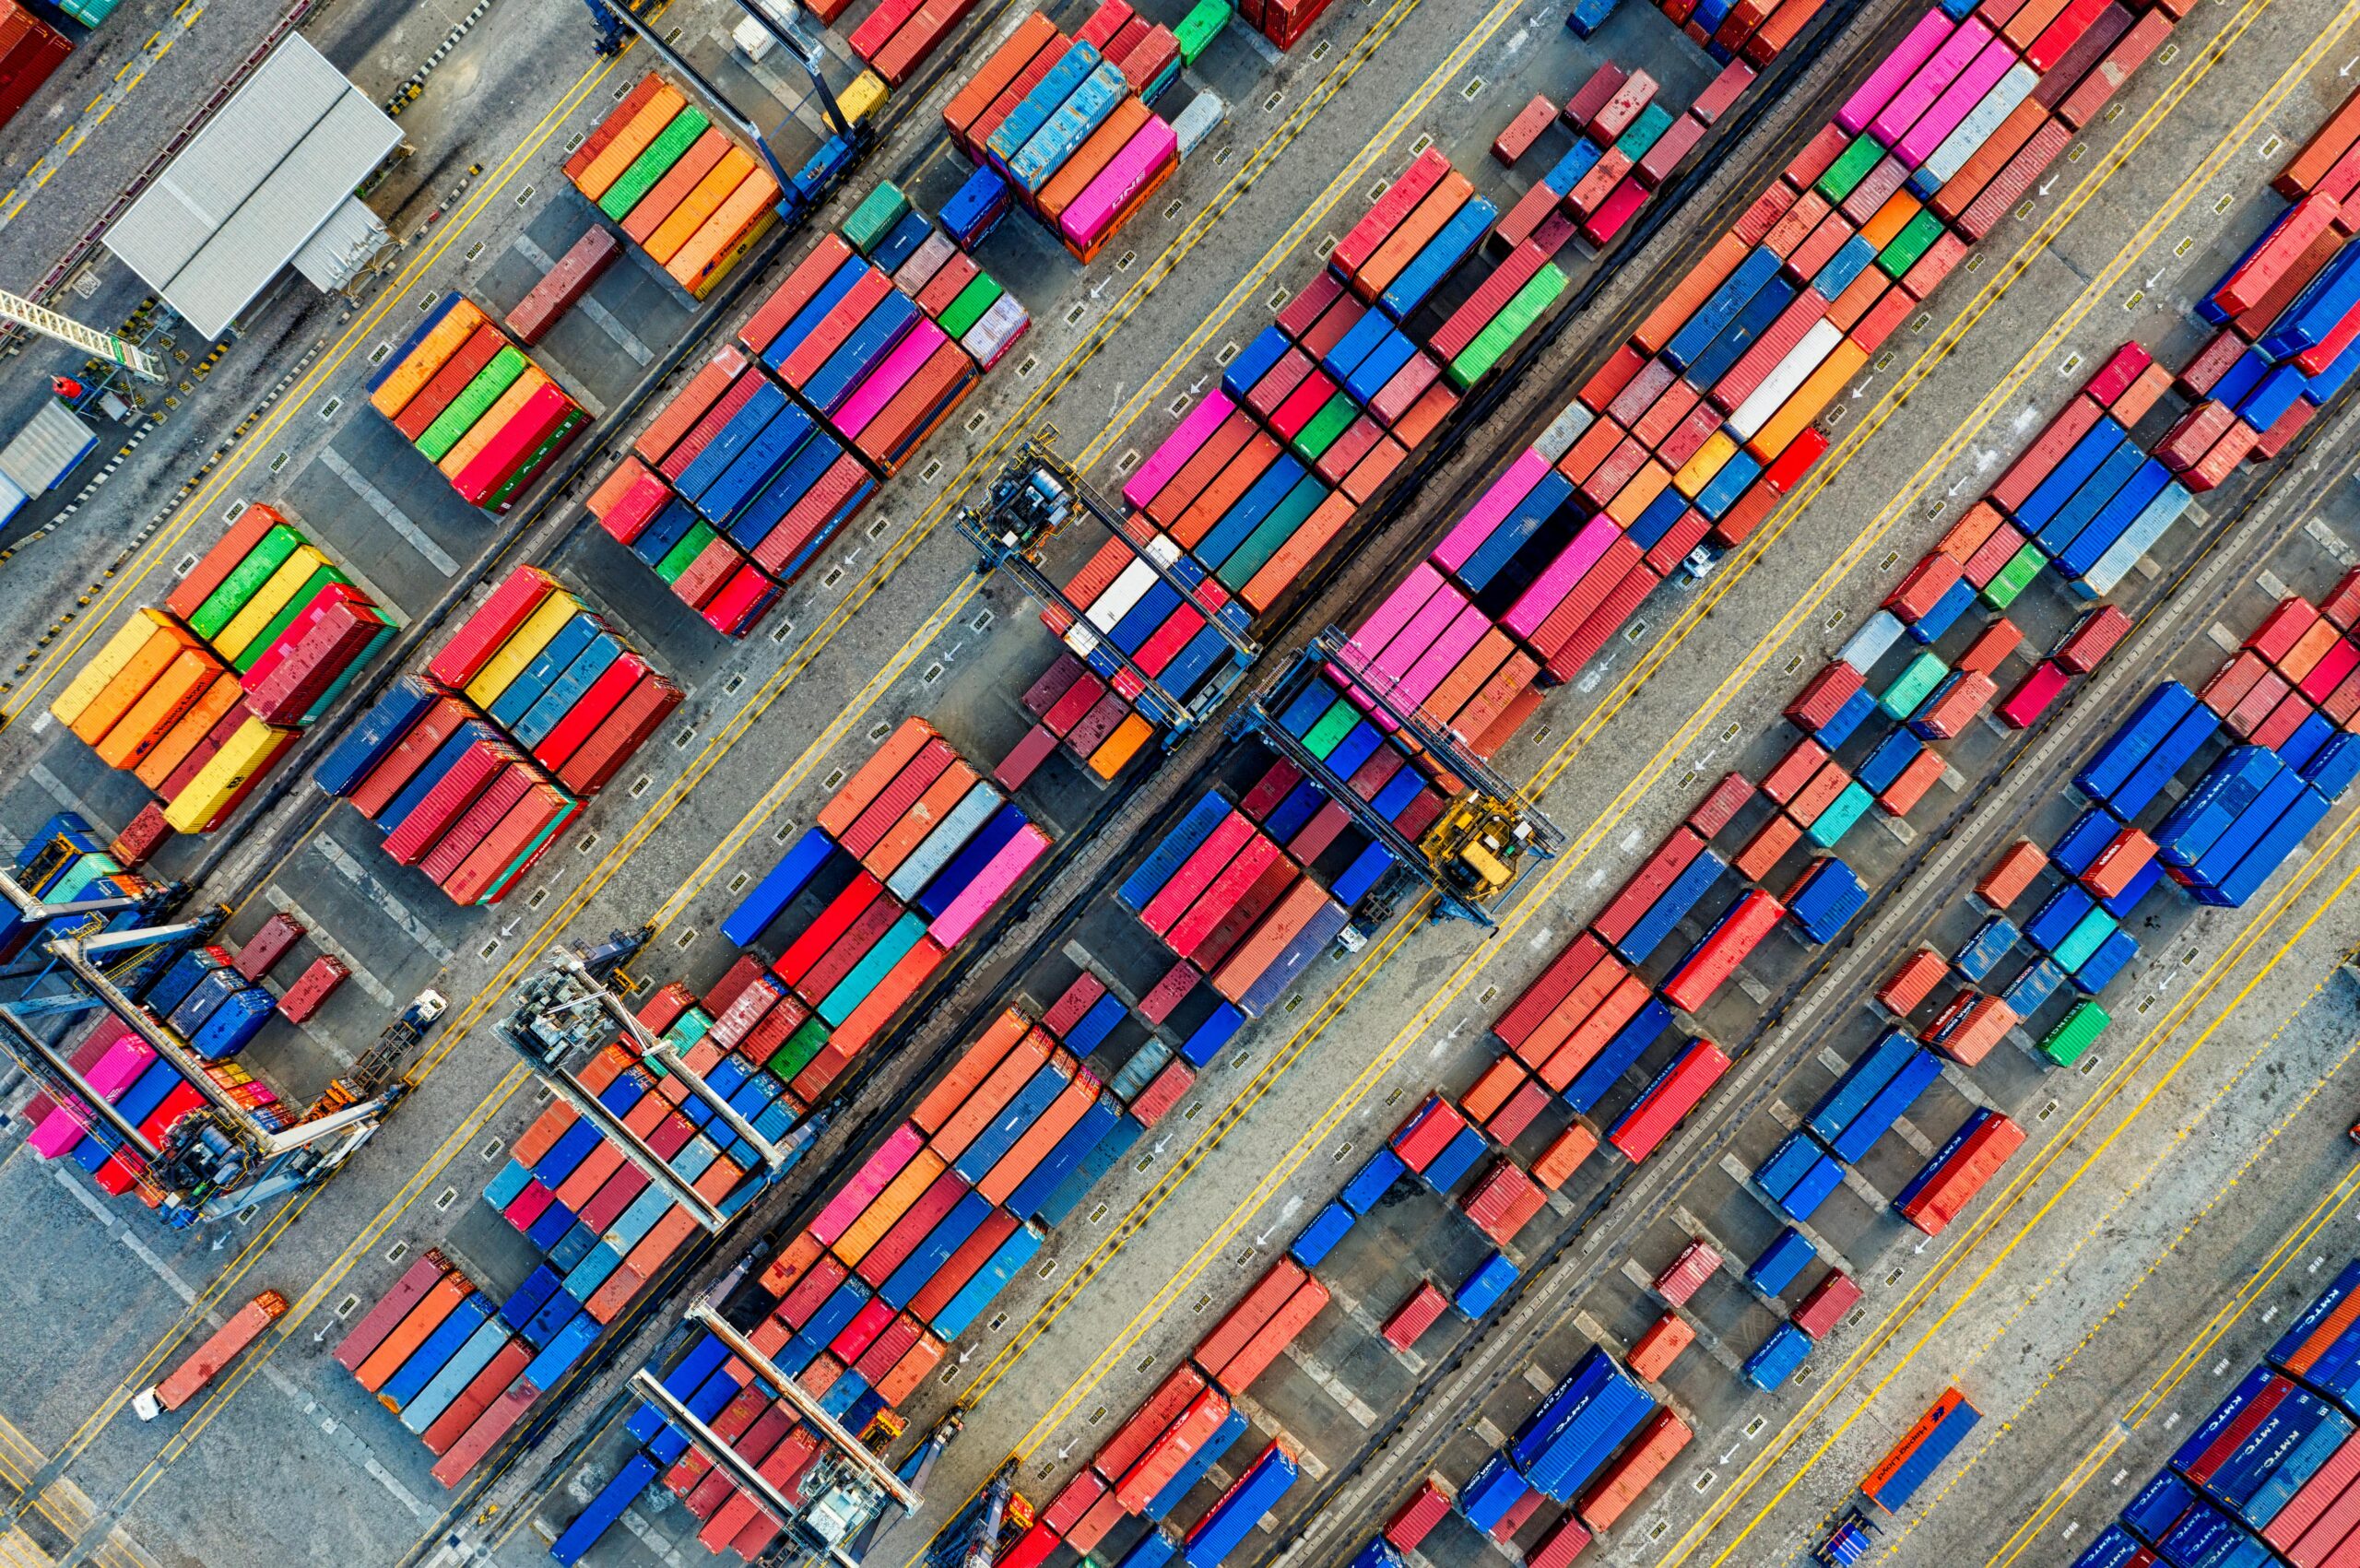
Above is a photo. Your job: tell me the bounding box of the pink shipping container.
[1061,120,1178,251]
[1434,453,1550,572]
[1870,19,1993,151]
[1896,37,2019,168]
[1122,395,1230,512]
[810,1126,922,1245]
[1838,11,1956,133]
[1996,661,2071,727]
[927,824,1051,947]
[836,321,950,439]
[1791,1268,1862,1336]
[1505,518,1622,641]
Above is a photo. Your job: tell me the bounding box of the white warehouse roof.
[105,35,400,340]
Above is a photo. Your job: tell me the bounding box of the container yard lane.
[857,0,2360,1561]
[0,0,1803,1563]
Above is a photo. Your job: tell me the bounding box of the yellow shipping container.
[1745,341,1869,465]
[830,1148,948,1267]
[163,717,297,833]
[464,592,584,709]
[96,648,222,770]
[213,545,330,663]
[1672,430,1737,500]
[575,88,688,200]
[439,367,550,481]
[51,610,175,730]
[136,673,244,790]
[667,174,780,299]
[71,621,200,747]
[644,149,755,266]
[837,71,888,126]
[369,299,490,420]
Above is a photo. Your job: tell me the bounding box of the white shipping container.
[1917,63,2040,190]
[1729,321,1844,441]
[1089,557,1162,631]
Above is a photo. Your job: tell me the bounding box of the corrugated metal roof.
[291,194,390,291]
[0,401,96,496]
[103,35,399,340]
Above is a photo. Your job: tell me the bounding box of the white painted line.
[316,446,460,576]
[313,836,456,967]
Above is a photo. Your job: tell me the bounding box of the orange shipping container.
[979,1075,1101,1206]
[1173,437,1281,548]
[932,1030,1053,1160]
[667,174,781,298]
[623,127,732,244]
[1578,1409,1693,1530]
[370,303,490,419]
[576,89,690,200]
[136,672,245,790]
[913,1010,1032,1133]
[647,148,758,265]
[944,15,1061,144]
[352,1272,471,1393]
[863,761,982,879]
[820,718,939,835]
[1040,98,1151,223]
[73,623,202,747]
[1354,175,1476,300]
[97,648,222,770]
[831,1148,949,1267]
[1627,1312,1694,1380]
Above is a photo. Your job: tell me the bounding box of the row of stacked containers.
[549,945,1233,1563]
[2072,1257,2360,1568]
[49,503,393,838]
[939,7,1186,263]
[1026,54,1764,784]
[561,74,782,300]
[314,566,683,905]
[369,299,590,511]
[584,203,1013,637]
[1090,0,2360,1553]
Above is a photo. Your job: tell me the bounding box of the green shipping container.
[2039,1000,2108,1066]
[1615,103,1676,163]
[1878,210,1945,279]
[600,107,712,220]
[1303,699,1361,759]
[1815,135,1883,204]
[844,183,913,256]
[1981,542,2046,609]
[938,275,1003,338]
[1291,394,1357,463]
[657,521,718,584]
[418,347,528,461]
[1805,781,1874,848]
[1217,476,1328,590]
[232,567,351,672]
[190,525,303,639]
[1880,652,1948,719]
[59,0,123,20]
[2052,907,2118,973]
[768,1017,832,1081]
[1450,265,1566,388]
[820,912,927,1025]
[1175,0,1230,61]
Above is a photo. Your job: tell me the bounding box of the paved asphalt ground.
[0,0,2356,1564]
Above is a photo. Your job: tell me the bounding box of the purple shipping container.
[929,824,1052,947]
[1504,516,1619,640]
[1434,450,1551,572]
[1895,38,2020,168]
[1125,395,1234,512]
[1870,20,1993,152]
[812,1125,922,1245]
[1838,12,1956,134]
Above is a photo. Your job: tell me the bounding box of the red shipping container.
[1382,1281,1447,1350]
[1386,1479,1453,1549]
[2058,604,2131,674]
[1629,1312,1695,1380]
[1901,1114,2025,1234]
[1580,1409,1693,1530]
[1885,553,1965,621]
[1661,896,1781,1015]
[1592,829,1707,946]
[1528,1511,1594,1568]
[1193,1262,1305,1385]
[1791,1268,1862,1337]
[1689,772,1757,838]
[1787,663,1865,730]
[1879,947,1949,1016]
[1654,1239,1721,1304]
[1215,1276,1330,1391]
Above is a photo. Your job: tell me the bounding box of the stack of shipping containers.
[314,565,684,905]
[369,299,589,512]
[561,74,783,299]
[51,503,395,835]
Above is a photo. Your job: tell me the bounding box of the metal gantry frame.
[0,866,419,1220]
[1232,626,1564,926]
[580,0,861,178]
[495,931,795,1236]
[960,441,1262,737]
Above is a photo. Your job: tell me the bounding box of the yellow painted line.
[1972,1137,2360,1568]
[1676,804,2360,1568]
[902,0,2312,1545]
